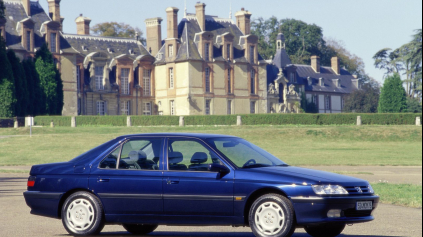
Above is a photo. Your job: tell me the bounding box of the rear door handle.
[98,178,110,183]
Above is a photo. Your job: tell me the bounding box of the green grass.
[372,183,422,208]
[0,125,421,166]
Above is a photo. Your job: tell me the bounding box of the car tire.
[61,191,105,236]
[123,224,159,235]
[249,194,296,237]
[304,223,346,237]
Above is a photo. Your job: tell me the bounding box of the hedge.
[32,113,422,127]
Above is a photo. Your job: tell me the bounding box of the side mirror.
[210,164,230,176]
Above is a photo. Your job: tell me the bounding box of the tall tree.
[0,0,5,19]
[91,22,146,44]
[378,73,407,113]
[23,59,44,116]
[251,18,329,65]
[35,43,63,115]
[344,81,380,113]
[7,50,29,116]
[0,38,16,117]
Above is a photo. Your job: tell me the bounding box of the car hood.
[238,166,369,186]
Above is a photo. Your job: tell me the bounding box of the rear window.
[69,139,120,163]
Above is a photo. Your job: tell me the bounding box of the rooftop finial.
[184,0,187,18]
[229,2,232,19]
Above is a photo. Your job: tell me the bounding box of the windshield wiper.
[243,164,272,169]
[275,164,290,167]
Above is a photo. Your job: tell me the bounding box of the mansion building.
[1,0,360,116]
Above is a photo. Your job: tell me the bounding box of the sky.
[39,0,423,83]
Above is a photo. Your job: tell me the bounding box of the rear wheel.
[61,191,105,236]
[123,224,159,235]
[304,223,346,237]
[249,194,296,237]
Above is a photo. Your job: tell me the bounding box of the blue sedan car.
[24,133,379,237]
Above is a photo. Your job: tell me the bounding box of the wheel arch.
[243,187,290,225]
[57,188,101,219]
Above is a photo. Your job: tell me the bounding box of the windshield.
[206,138,287,168]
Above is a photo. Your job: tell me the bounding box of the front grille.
[343,208,373,218]
[344,186,372,195]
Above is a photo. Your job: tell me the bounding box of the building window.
[76,66,81,93]
[227,100,232,115]
[95,66,104,91]
[143,102,152,115]
[205,100,211,115]
[169,68,174,88]
[97,101,106,116]
[122,101,131,115]
[251,69,256,94]
[290,72,296,83]
[143,69,151,96]
[227,68,232,94]
[250,101,256,114]
[205,67,211,93]
[121,68,130,95]
[170,100,175,115]
[313,95,318,104]
[50,32,57,53]
[342,97,345,110]
[77,99,82,115]
[226,44,231,60]
[326,96,331,110]
[250,46,255,64]
[26,31,31,51]
[204,43,210,61]
[169,45,174,57]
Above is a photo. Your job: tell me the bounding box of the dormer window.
[107,48,114,54]
[290,73,296,83]
[169,45,174,57]
[204,43,210,61]
[157,53,163,60]
[250,45,255,64]
[226,44,231,60]
[50,32,57,53]
[26,31,31,51]
[319,78,325,87]
[129,49,135,55]
[82,46,88,51]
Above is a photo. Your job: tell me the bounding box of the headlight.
[312,185,349,195]
[368,184,375,194]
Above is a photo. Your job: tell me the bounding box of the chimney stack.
[75,14,91,35]
[47,0,61,22]
[166,7,179,39]
[311,56,320,73]
[145,17,163,56]
[331,56,340,75]
[22,0,31,16]
[235,8,252,35]
[195,2,206,32]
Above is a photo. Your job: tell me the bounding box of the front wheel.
[249,194,296,237]
[304,223,346,237]
[123,224,158,235]
[61,191,105,236]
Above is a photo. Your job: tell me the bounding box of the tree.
[91,22,146,44]
[0,38,16,117]
[344,81,380,113]
[251,18,329,65]
[301,93,318,113]
[23,59,43,116]
[35,43,63,115]
[0,0,5,19]
[378,73,407,113]
[7,50,29,116]
[325,38,366,77]
[405,97,422,113]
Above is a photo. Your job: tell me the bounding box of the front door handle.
[167,180,179,185]
[98,178,110,183]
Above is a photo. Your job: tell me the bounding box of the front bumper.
[23,191,64,219]
[290,195,380,226]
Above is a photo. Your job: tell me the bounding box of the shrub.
[185,115,238,126]
[34,116,72,127]
[131,116,179,126]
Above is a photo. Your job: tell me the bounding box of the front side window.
[251,69,256,94]
[169,68,174,89]
[167,139,222,172]
[50,32,57,53]
[207,138,286,168]
[205,67,211,93]
[95,66,104,90]
[99,146,121,169]
[143,69,151,96]
[143,102,152,115]
[97,101,106,116]
[26,31,31,51]
[121,68,130,95]
[118,139,162,170]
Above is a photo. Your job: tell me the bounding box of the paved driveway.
[0,174,421,237]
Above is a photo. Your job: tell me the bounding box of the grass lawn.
[372,183,422,208]
[0,125,421,166]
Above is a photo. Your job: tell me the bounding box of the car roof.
[116,133,238,140]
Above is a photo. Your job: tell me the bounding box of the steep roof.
[296,65,357,94]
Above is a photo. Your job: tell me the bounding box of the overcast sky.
[39,0,423,83]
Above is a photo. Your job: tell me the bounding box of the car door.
[163,137,234,217]
[89,137,164,217]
